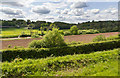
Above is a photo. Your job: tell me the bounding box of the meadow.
[1,27,46,38]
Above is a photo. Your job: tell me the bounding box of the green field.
[1,27,100,38]
[1,27,46,37]
[2,49,119,77]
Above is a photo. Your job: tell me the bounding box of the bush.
[70,25,78,35]
[31,34,39,38]
[58,30,64,35]
[29,28,67,48]
[93,35,106,42]
[29,40,45,48]
[2,39,120,62]
[64,31,72,36]
[78,29,99,35]
[67,41,81,45]
[106,35,120,40]
[78,30,82,35]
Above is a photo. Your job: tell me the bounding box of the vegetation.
[2,39,120,61]
[93,34,120,42]
[70,25,78,35]
[1,19,119,33]
[29,28,67,48]
[1,19,120,77]
[2,49,119,77]
[93,35,106,42]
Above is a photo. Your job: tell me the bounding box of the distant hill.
[0,19,119,32]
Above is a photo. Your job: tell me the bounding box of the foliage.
[29,28,67,48]
[93,35,106,42]
[2,39,120,61]
[78,29,99,35]
[31,34,39,38]
[58,30,64,35]
[70,25,78,35]
[2,49,118,77]
[1,19,119,32]
[67,41,81,45]
[106,35,120,40]
[64,31,72,36]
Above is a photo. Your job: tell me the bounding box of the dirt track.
[1,32,119,49]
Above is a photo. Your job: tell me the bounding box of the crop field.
[1,32,119,49]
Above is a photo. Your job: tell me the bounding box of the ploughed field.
[1,32,119,49]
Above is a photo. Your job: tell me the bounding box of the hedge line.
[2,39,120,61]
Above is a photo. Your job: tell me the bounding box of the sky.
[0,0,119,23]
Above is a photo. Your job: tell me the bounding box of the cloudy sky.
[0,0,119,23]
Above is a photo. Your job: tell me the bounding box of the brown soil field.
[1,32,119,49]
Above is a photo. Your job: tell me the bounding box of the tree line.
[1,19,120,32]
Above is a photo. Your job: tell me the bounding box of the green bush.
[29,28,67,48]
[29,40,45,48]
[106,35,120,40]
[78,29,99,35]
[93,35,106,42]
[2,39,120,62]
[64,31,72,36]
[58,30,64,35]
[70,25,78,35]
[31,34,39,38]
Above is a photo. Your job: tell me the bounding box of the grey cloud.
[1,7,23,15]
[0,7,25,18]
[1,2,24,7]
[71,2,88,9]
[32,6,50,14]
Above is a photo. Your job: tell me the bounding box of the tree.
[28,24,35,35]
[47,24,57,31]
[70,25,78,35]
[27,20,31,25]
[29,28,67,48]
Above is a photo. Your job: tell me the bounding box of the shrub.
[29,40,45,48]
[31,34,39,38]
[118,33,120,38]
[58,30,64,35]
[70,25,78,35]
[29,28,67,48]
[8,45,11,48]
[67,41,81,45]
[93,35,106,42]
[2,39,120,62]
[64,31,72,36]
[78,30,82,35]
[106,35,120,40]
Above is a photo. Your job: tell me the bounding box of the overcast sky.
[0,0,119,23]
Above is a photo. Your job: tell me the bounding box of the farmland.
[1,20,120,77]
[1,32,119,49]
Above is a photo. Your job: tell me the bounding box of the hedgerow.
[2,39,120,62]
[2,49,118,77]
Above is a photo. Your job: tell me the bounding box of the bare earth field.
[1,32,119,49]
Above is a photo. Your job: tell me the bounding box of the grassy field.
[2,49,119,77]
[1,27,47,38]
[1,27,101,38]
